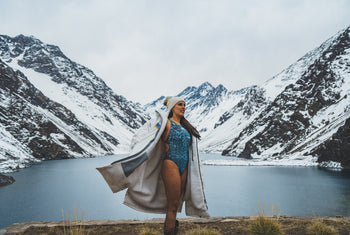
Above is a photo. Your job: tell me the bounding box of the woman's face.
[172,101,186,117]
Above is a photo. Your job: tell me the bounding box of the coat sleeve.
[96,108,168,194]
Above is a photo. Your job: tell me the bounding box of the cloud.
[1,0,350,103]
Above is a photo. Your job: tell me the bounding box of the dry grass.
[19,217,350,235]
[306,221,339,235]
[60,207,89,235]
[139,226,161,235]
[249,201,283,235]
[185,227,222,235]
[249,215,283,235]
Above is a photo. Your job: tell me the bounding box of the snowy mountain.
[146,83,269,152]
[0,35,146,173]
[146,82,235,135]
[147,26,350,168]
[1,25,349,175]
[221,26,350,167]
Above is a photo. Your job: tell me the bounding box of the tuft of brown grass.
[185,227,222,235]
[255,201,281,218]
[249,215,283,235]
[61,206,89,235]
[249,201,283,235]
[306,221,339,235]
[139,226,161,235]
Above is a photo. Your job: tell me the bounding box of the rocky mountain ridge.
[221,26,350,167]
[147,26,350,168]
[0,25,349,176]
[0,34,147,173]
[1,59,117,171]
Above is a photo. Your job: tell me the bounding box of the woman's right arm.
[161,119,171,152]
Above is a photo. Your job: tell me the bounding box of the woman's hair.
[164,98,201,139]
[163,97,171,106]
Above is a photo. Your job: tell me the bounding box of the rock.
[0,173,15,187]
[313,117,350,168]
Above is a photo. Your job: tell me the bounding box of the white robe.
[96,107,210,218]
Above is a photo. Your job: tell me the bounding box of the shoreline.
[2,216,350,235]
[1,154,346,188]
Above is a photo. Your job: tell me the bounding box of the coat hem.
[123,201,167,215]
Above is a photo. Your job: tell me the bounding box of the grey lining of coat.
[110,110,164,177]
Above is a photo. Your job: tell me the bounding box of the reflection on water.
[0,154,349,229]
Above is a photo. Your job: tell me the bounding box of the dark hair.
[165,99,201,140]
[181,117,201,140]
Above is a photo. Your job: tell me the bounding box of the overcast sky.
[1,0,350,104]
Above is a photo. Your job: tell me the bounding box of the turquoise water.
[1,154,350,229]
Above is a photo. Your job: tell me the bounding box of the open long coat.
[97,107,209,218]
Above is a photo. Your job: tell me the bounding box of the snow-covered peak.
[0,34,149,173]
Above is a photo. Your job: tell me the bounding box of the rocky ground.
[0,173,15,187]
[1,216,349,235]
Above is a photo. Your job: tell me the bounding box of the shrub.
[306,221,338,235]
[185,227,222,235]
[61,206,89,235]
[139,227,161,235]
[249,215,283,235]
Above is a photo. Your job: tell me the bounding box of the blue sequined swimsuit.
[165,119,191,175]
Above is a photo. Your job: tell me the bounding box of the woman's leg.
[180,166,188,195]
[161,159,181,229]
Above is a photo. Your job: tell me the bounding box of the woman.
[161,97,202,234]
[97,96,209,235]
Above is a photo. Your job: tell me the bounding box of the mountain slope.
[0,35,146,149]
[0,59,120,172]
[220,26,350,167]
[0,35,147,173]
[313,116,350,167]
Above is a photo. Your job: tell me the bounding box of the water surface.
[1,154,349,229]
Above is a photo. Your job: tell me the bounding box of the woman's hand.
[164,143,169,153]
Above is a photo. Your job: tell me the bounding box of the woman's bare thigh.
[161,159,181,201]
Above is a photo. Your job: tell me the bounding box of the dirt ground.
[3,216,350,235]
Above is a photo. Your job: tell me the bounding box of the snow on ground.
[0,123,39,173]
[202,154,319,167]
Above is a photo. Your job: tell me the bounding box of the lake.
[1,153,350,229]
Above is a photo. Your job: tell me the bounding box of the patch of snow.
[318,161,342,169]
[203,154,319,167]
[0,123,38,173]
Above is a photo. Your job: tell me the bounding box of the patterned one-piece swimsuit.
[165,119,191,175]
